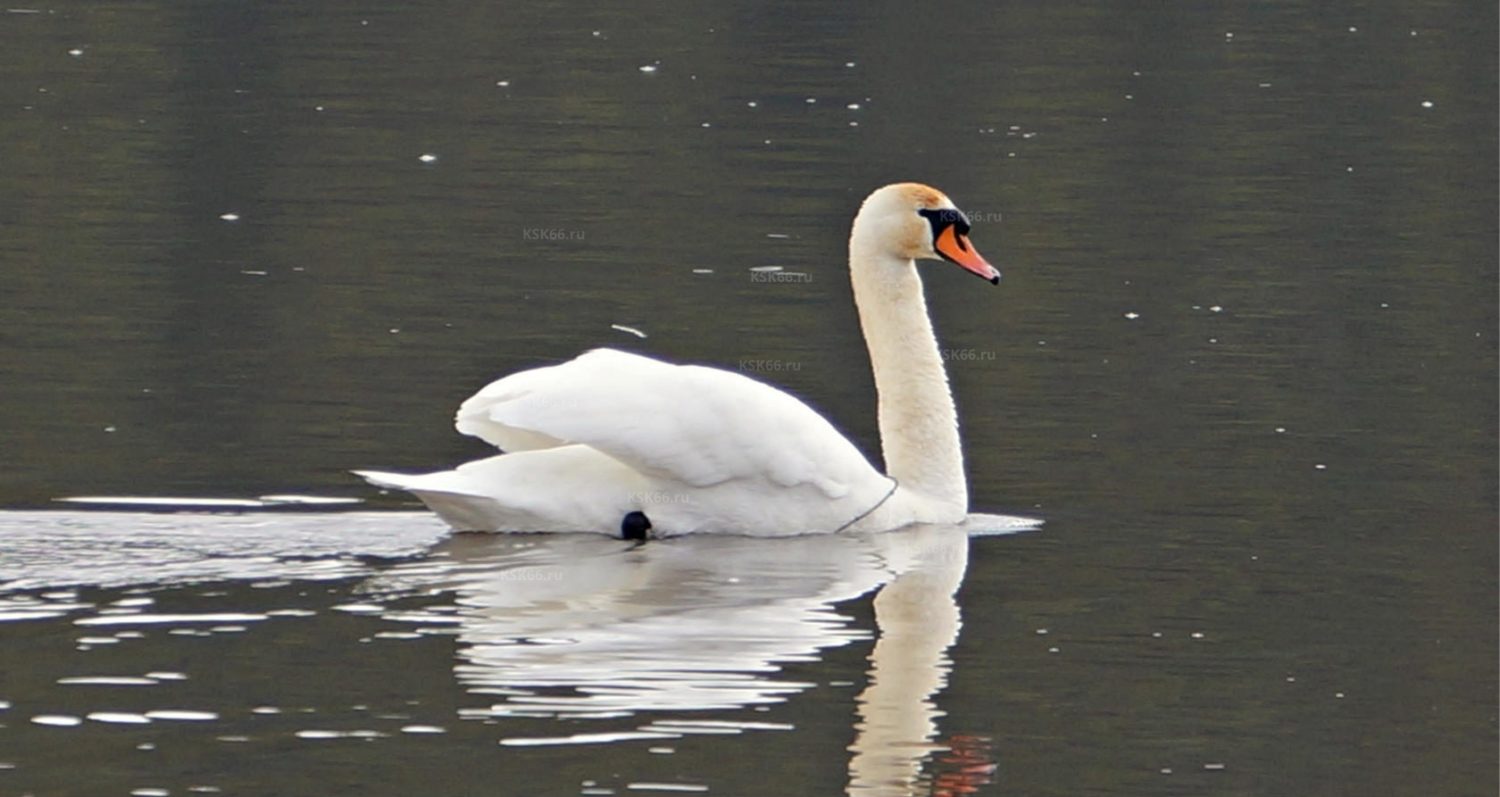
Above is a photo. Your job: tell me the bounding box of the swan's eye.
[918,207,972,241]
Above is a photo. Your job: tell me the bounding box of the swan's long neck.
[849,231,968,512]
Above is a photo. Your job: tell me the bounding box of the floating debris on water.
[418,153,438,163]
[88,711,152,724]
[638,64,658,73]
[1124,312,1140,320]
[146,710,218,721]
[218,213,240,221]
[31,714,83,727]
[610,323,647,339]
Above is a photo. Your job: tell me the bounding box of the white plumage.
[357,182,1003,537]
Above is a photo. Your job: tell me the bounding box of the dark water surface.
[2,1,1495,795]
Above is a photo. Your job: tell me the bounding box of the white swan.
[355,182,1002,537]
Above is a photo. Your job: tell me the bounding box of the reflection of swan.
[849,527,969,796]
[357,182,1003,536]
[362,517,1033,793]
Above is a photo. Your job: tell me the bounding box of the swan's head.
[854,182,1001,284]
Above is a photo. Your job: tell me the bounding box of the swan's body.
[357,182,1002,537]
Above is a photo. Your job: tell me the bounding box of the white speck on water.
[314,105,324,111]
[1208,337,1219,344]
[1315,464,1327,470]
[1035,628,1049,635]
[1151,632,1163,638]
[418,153,437,163]
[240,270,267,276]
[147,710,218,721]
[88,711,152,724]
[104,425,117,433]
[749,265,784,272]
[218,213,239,221]
[845,61,856,67]
[146,671,187,681]
[58,675,158,686]
[32,714,83,726]
[1204,763,1227,771]
[131,789,170,797]
[295,729,344,739]
[251,706,282,714]
[68,47,83,56]
[1124,312,1140,320]
[1348,26,1358,32]
[592,30,602,37]
[1259,82,1272,88]
[700,122,711,128]
[611,324,648,339]
[400,724,446,734]
[805,97,817,104]
[1125,94,1133,100]
[1047,647,1060,654]
[849,121,858,127]
[626,783,709,792]
[495,80,509,87]
[1275,427,1287,433]
[846,103,861,110]
[1191,632,1206,639]
[746,101,757,107]
[387,328,399,334]
[1225,31,1234,39]
[638,64,658,73]
[691,268,713,274]
[1209,305,1223,312]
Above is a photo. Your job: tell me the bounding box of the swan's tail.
[354,447,649,534]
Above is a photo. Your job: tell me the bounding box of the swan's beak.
[935,225,1001,285]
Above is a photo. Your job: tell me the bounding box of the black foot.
[621,510,651,541]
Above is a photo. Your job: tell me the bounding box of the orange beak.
[935,225,1001,284]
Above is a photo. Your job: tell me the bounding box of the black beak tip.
[989,274,1001,285]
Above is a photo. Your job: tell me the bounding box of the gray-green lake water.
[2,1,1495,795]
